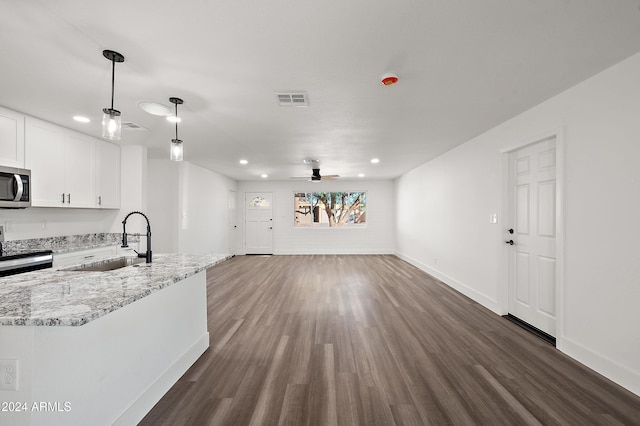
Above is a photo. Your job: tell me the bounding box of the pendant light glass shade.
[170,139,183,161]
[102,50,125,140]
[102,108,121,140]
[169,97,184,161]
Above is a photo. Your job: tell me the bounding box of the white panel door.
[507,136,557,336]
[228,190,238,255]
[245,192,273,254]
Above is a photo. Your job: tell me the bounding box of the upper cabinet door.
[0,106,25,168]
[25,117,66,207]
[95,141,120,209]
[65,132,95,208]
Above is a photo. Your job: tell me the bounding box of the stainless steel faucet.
[121,211,152,263]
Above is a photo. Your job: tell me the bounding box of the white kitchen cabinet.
[65,132,95,207]
[0,106,25,168]
[95,140,121,208]
[53,245,117,268]
[25,117,95,208]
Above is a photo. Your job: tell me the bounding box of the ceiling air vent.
[121,121,148,131]
[276,92,308,107]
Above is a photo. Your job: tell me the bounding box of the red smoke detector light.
[381,72,399,86]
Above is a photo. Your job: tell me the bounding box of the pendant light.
[102,49,125,140]
[169,97,184,161]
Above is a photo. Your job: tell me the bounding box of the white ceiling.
[2,0,640,181]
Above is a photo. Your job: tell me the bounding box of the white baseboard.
[394,251,501,314]
[114,332,210,425]
[237,249,395,255]
[560,336,640,398]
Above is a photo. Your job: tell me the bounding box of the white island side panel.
[1,270,208,426]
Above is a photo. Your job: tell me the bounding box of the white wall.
[147,160,237,254]
[147,160,179,253]
[118,145,149,237]
[395,52,640,396]
[237,179,395,254]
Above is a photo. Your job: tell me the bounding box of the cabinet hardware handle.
[505,240,514,245]
[98,196,102,206]
[61,193,65,203]
[67,194,71,204]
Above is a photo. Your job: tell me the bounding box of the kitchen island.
[0,253,229,426]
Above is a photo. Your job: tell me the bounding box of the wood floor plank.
[140,255,640,425]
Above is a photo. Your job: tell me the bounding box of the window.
[294,192,366,227]
[249,196,270,208]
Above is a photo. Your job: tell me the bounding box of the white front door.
[507,136,557,337]
[245,192,273,254]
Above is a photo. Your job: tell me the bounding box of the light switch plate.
[489,214,498,224]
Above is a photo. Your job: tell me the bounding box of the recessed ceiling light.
[358,173,365,177]
[166,116,182,123]
[73,116,90,123]
[261,174,268,178]
[239,159,248,165]
[138,101,173,116]
[371,158,380,164]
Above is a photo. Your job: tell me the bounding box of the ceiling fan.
[290,160,340,182]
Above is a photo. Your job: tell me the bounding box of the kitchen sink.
[66,257,148,272]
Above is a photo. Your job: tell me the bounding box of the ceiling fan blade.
[289,176,310,180]
[322,174,340,179]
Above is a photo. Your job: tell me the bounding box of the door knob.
[505,240,514,245]
[508,228,514,234]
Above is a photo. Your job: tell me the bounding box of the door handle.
[505,240,514,245]
[508,228,514,234]
[12,174,23,201]
[269,227,273,230]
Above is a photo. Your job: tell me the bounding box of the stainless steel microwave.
[0,166,31,208]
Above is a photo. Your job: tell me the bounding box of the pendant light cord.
[110,59,116,110]
[175,103,179,139]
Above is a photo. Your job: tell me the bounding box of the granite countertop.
[1,233,140,255]
[0,253,230,327]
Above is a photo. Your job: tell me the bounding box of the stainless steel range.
[0,225,54,276]
[0,234,53,278]
[0,249,53,276]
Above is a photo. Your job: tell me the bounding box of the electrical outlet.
[0,359,19,391]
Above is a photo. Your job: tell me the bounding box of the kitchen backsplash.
[1,233,140,254]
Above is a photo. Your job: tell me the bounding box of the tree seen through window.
[294,192,366,227]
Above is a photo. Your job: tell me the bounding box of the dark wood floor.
[140,255,640,425]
